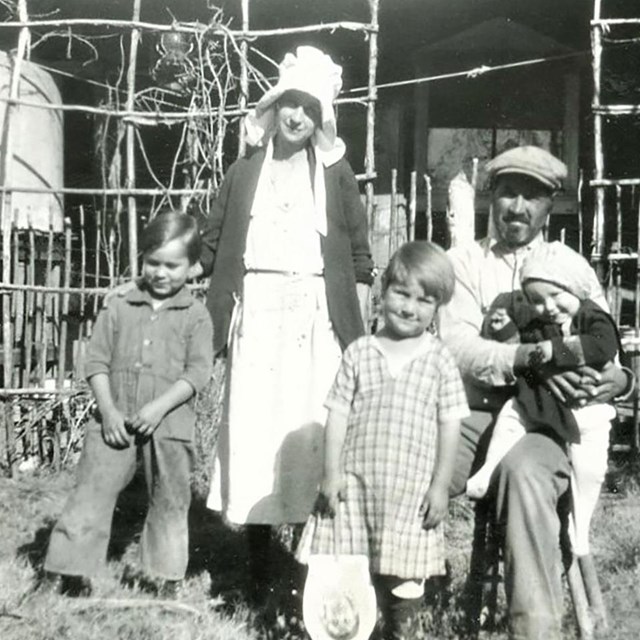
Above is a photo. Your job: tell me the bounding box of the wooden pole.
[578,554,608,633]
[635,187,640,452]
[364,0,379,258]
[238,0,249,158]
[567,556,594,640]
[23,215,35,387]
[578,169,584,253]
[0,17,375,37]
[389,169,397,260]
[409,171,417,242]
[424,174,433,242]
[0,0,29,474]
[79,205,86,338]
[613,185,623,324]
[53,219,72,470]
[90,207,102,336]
[11,225,20,376]
[39,206,54,384]
[591,7,606,279]
[125,0,142,278]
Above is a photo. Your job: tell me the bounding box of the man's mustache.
[502,213,529,223]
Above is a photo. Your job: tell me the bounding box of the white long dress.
[207,149,342,525]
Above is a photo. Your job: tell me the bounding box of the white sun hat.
[244,45,343,153]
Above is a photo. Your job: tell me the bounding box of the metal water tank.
[0,51,63,232]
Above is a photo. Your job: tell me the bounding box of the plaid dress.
[301,334,469,579]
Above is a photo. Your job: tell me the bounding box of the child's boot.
[158,579,182,600]
[38,571,63,594]
[247,524,273,606]
[60,575,92,597]
[384,593,423,640]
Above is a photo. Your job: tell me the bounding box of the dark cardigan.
[199,145,374,355]
[516,299,622,443]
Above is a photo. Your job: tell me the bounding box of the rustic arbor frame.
[0,0,380,474]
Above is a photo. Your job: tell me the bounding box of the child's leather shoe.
[60,575,92,597]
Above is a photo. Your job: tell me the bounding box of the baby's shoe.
[465,471,490,500]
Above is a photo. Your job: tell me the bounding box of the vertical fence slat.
[578,169,584,253]
[23,215,35,387]
[79,205,86,336]
[39,206,54,384]
[89,208,102,337]
[614,185,623,325]
[424,174,433,243]
[389,169,397,259]
[53,219,72,469]
[11,225,20,375]
[409,171,417,242]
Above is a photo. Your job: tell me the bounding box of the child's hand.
[318,473,346,517]
[420,483,448,530]
[488,307,511,332]
[101,406,131,449]
[128,400,167,438]
[528,340,553,368]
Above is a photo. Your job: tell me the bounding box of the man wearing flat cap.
[439,146,632,639]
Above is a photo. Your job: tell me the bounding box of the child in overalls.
[466,241,621,558]
[43,211,213,596]
[300,241,469,639]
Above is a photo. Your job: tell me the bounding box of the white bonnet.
[520,241,594,300]
[244,46,343,154]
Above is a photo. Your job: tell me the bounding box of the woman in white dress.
[197,46,373,598]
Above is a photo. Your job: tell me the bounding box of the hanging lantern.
[151,30,195,93]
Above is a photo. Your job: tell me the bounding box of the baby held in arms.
[466,241,622,557]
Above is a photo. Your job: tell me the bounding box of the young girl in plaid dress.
[300,241,468,639]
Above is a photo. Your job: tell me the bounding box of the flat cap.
[486,145,568,191]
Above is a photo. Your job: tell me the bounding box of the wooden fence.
[0,0,382,475]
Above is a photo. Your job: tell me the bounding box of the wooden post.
[39,206,54,383]
[90,207,102,337]
[238,0,249,158]
[389,169,397,260]
[579,554,608,633]
[591,4,606,281]
[409,171,417,242]
[635,187,640,451]
[613,185,623,324]
[567,556,594,640]
[125,0,142,278]
[578,169,584,253]
[53,219,72,470]
[424,174,433,242]
[11,225,20,374]
[79,205,86,338]
[23,215,35,387]
[364,0,379,252]
[0,0,29,474]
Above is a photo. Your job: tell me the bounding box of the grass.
[1,372,640,639]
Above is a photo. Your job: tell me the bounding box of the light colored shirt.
[438,234,606,410]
